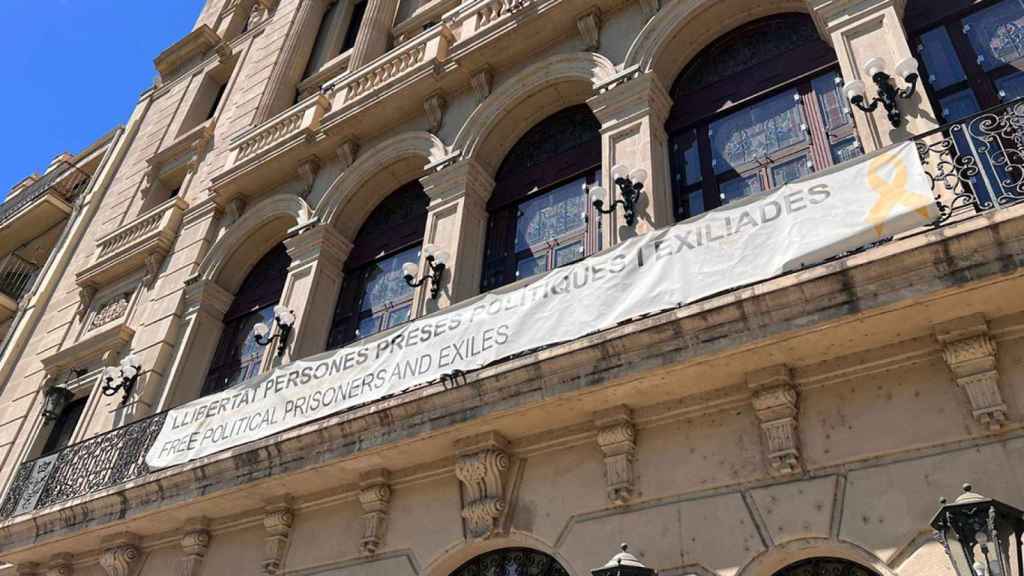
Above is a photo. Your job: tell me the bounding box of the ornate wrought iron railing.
[3,102,1024,521]
[0,254,39,303]
[0,412,165,518]
[0,160,90,229]
[914,97,1024,223]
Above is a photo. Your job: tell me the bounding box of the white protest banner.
[147,142,937,469]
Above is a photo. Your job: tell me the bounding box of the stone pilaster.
[162,277,234,407]
[594,405,636,505]
[748,365,802,475]
[454,431,512,539]
[806,0,937,150]
[936,315,1008,431]
[262,499,294,576]
[282,225,353,360]
[256,0,333,120]
[99,534,141,576]
[358,469,392,556]
[178,519,211,576]
[587,69,673,245]
[417,158,493,312]
[348,0,402,69]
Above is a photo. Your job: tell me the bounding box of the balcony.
[0,254,40,324]
[0,160,90,253]
[4,101,1024,543]
[75,196,189,289]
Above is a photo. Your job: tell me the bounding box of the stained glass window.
[914,0,1024,122]
[667,14,862,220]
[329,181,428,348]
[203,244,291,396]
[483,105,601,291]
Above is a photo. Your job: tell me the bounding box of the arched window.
[909,0,1024,122]
[481,104,602,292]
[449,549,569,576]
[328,180,428,348]
[666,14,862,221]
[202,243,291,396]
[771,557,880,576]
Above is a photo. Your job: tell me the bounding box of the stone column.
[160,278,234,408]
[281,225,353,361]
[347,0,402,69]
[807,0,939,151]
[587,69,673,246]
[256,0,333,121]
[416,158,492,314]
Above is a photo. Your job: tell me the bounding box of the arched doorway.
[449,548,570,576]
[772,557,881,576]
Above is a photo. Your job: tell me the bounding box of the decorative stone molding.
[358,469,391,556]
[47,553,74,576]
[90,291,132,331]
[337,140,359,170]
[935,314,1008,430]
[594,405,636,505]
[40,323,135,378]
[222,198,247,227]
[262,499,294,575]
[454,432,511,539]
[577,7,601,50]
[424,92,447,134]
[76,285,96,319]
[748,365,802,475]
[154,25,223,81]
[99,534,141,576]
[296,157,321,198]
[470,67,493,102]
[179,519,211,576]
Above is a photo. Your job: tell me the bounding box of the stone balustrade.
[456,0,533,37]
[227,93,332,167]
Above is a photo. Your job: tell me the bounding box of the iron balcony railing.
[0,160,90,229]
[3,100,1024,520]
[0,254,40,303]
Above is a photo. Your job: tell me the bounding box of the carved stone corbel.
[262,500,294,575]
[936,314,1008,430]
[143,254,162,287]
[179,519,211,576]
[594,405,636,505]
[77,285,97,319]
[638,0,658,19]
[454,432,511,539]
[222,198,247,227]
[424,93,447,134]
[297,157,321,198]
[470,67,493,103]
[358,469,391,556]
[748,365,802,475]
[47,553,74,576]
[99,534,141,576]
[577,7,601,51]
[337,140,359,170]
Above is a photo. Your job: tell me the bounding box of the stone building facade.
[0,0,1023,575]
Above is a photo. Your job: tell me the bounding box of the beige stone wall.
[0,0,1020,575]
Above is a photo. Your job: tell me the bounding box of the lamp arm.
[897,73,919,100]
[850,93,880,113]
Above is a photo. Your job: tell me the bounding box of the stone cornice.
[154,25,224,81]
[3,206,1024,561]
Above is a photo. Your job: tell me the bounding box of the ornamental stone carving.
[936,314,1008,430]
[337,140,359,170]
[262,499,294,575]
[454,432,511,539]
[594,405,636,505]
[296,157,321,198]
[470,67,493,102]
[424,93,447,134]
[99,534,141,576]
[179,519,211,576]
[358,469,391,556]
[47,554,74,576]
[748,365,802,475]
[77,286,97,320]
[577,7,601,51]
[90,292,131,330]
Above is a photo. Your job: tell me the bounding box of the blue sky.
[1,0,206,199]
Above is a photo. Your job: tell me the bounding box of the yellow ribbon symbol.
[866,151,932,238]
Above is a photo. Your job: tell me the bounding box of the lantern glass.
[932,485,1024,576]
[42,385,72,421]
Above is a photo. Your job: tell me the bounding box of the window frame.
[909,0,1024,123]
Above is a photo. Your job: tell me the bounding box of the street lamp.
[42,384,73,421]
[931,483,1024,576]
[591,544,656,576]
[102,354,142,405]
[253,305,296,358]
[403,245,448,299]
[842,56,920,128]
[591,165,648,228]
